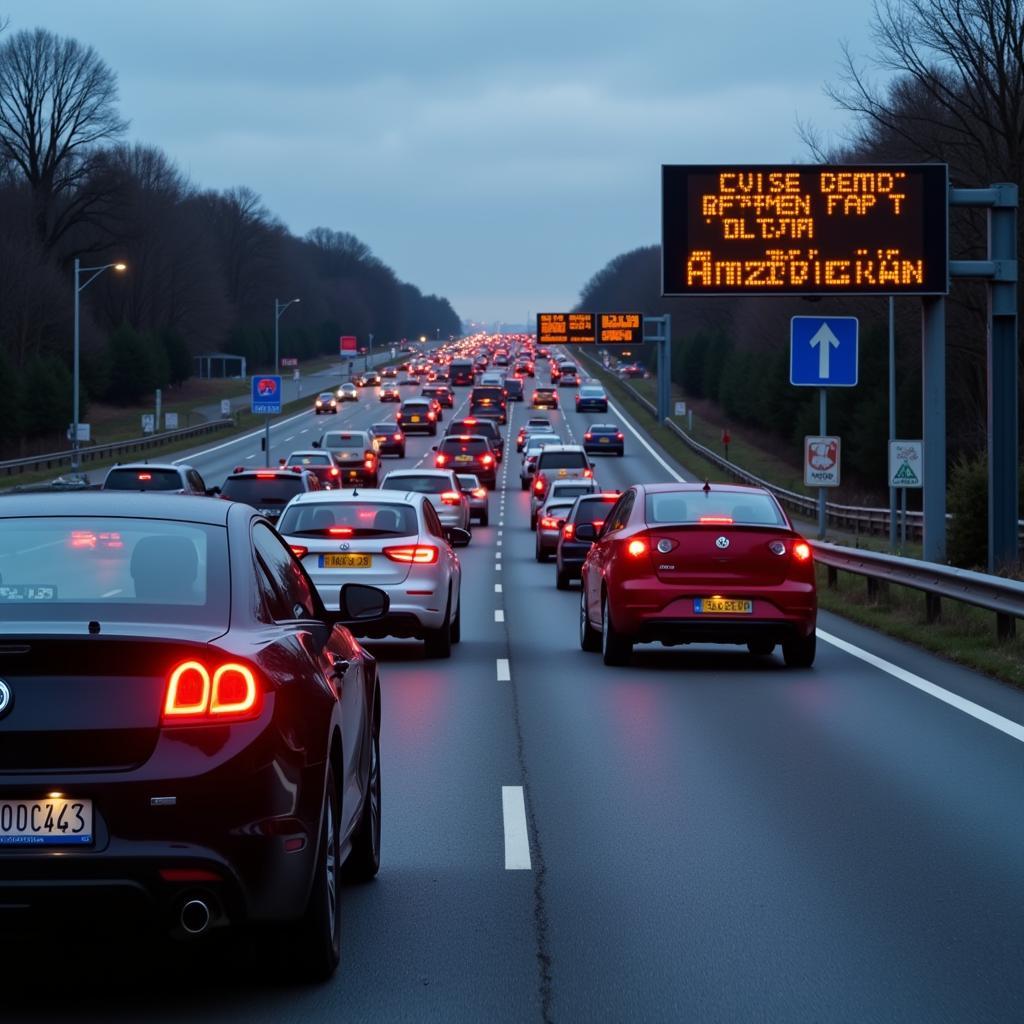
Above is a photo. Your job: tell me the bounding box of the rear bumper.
[556,542,591,575]
[576,402,608,412]
[584,441,622,454]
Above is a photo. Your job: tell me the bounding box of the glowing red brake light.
[329,467,340,477]
[464,418,477,425]
[427,411,436,420]
[383,544,439,564]
[481,454,494,466]
[162,661,262,724]
[699,516,733,525]
[393,433,402,441]
[562,523,575,539]
[616,433,624,441]
[583,468,593,478]
[365,458,375,470]
[440,490,462,505]
[256,472,276,479]
[211,664,259,716]
[328,527,353,536]
[626,538,648,557]
[290,544,308,558]
[435,454,448,467]
[472,487,487,499]
[793,541,812,562]
[534,478,545,493]
[540,516,560,530]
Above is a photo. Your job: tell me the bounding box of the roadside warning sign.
[804,435,841,487]
[889,440,923,488]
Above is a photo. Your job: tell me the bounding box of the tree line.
[0,24,461,454]
[575,0,1024,534]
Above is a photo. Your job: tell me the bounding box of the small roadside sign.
[164,412,179,430]
[141,414,155,434]
[804,435,841,487]
[339,335,358,353]
[251,375,283,415]
[674,401,687,416]
[220,399,232,418]
[67,423,90,442]
[790,316,859,387]
[280,357,299,367]
[889,440,923,488]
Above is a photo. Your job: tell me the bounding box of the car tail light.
[626,538,648,558]
[440,491,462,505]
[393,433,402,441]
[699,516,733,525]
[540,516,560,530]
[427,411,436,420]
[256,472,276,479]
[364,458,375,470]
[162,661,261,724]
[593,519,605,530]
[289,544,308,558]
[329,466,340,477]
[584,433,592,441]
[436,454,448,466]
[383,545,439,564]
[481,454,494,466]
[534,478,545,493]
[395,411,403,419]
[472,487,487,499]
[562,523,575,539]
[583,468,593,478]
[616,433,624,441]
[793,541,812,562]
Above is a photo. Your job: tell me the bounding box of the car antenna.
[352,486,359,497]
[702,480,711,494]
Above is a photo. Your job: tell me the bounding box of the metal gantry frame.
[643,314,672,422]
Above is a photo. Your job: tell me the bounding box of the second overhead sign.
[537,312,643,345]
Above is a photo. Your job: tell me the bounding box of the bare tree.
[0,27,128,249]
[822,0,1024,185]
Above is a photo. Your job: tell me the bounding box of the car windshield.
[104,468,182,491]
[382,475,452,494]
[289,453,332,466]
[645,491,786,526]
[0,517,228,624]
[539,451,587,469]
[220,476,307,506]
[279,502,417,538]
[318,392,334,400]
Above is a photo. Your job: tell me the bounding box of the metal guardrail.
[576,347,1024,543]
[0,419,234,478]
[812,542,1023,639]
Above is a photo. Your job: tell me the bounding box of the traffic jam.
[2,332,1021,1024]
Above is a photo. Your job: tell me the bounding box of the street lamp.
[274,298,301,374]
[72,259,127,470]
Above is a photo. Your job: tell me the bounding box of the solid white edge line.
[817,628,1024,745]
[171,407,312,464]
[496,658,510,681]
[502,785,532,870]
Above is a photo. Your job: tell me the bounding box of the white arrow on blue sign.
[789,316,858,387]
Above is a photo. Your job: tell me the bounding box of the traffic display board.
[790,316,858,387]
[537,313,596,344]
[538,312,644,345]
[662,164,948,295]
[251,375,282,415]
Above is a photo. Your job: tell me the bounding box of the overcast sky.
[6,2,875,324]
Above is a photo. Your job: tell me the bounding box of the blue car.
[582,423,624,456]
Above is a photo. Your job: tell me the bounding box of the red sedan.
[578,483,816,667]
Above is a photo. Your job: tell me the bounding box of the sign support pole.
[888,297,897,552]
[920,295,947,563]
[818,389,827,539]
[643,315,672,422]
[264,417,271,467]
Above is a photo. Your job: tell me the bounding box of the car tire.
[286,768,342,980]
[747,640,775,657]
[579,587,601,652]
[535,540,548,562]
[451,592,462,644]
[480,510,489,527]
[520,478,528,492]
[601,593,632,666]
[424,599,453,659]
[344,692,381,882]
[429,425,437,436]
[782,632,816,668]
[556,566,570,590]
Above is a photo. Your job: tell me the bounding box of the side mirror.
[574,523,597,542]
[205,486,221,497]
[335,583,390,623]
[431,445,438,451]
[445,527,471,548]
[312,441,321,448]
[527,463,536,474]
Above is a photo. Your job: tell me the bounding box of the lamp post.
[274,297,301,374]
[72,259,126,471]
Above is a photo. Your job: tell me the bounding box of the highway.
[10,356,1024,1023]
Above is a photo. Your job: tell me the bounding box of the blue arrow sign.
[251,375,283,415]
[790,316,858,387]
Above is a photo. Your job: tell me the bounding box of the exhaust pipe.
[180,898,211,936]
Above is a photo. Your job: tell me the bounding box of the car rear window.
[450,420,497,437]
[0,517,228,624]
[103,468,183,491]
[220,476,307,506]
[535,389,556,396]
[322,432,369,447]
[289,453,332,466]
[572,495,619,525]
[279,502,417,538]
[402,401,431,410]
[549,484,594,500]
[580,387,605,397]
[538,450,587,470]
[439,438,490,455]
[382,475,452,495]
[372,423,400,435]
[645,491,786,526]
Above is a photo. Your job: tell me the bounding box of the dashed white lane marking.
[495,583,502,593]
[245,454,256,460]
[496,658,510,681]
[495,609,505,623]
[283,435,295,442]
[497,539,502,547]
[502,786,532,870]
[817,629,1024,745]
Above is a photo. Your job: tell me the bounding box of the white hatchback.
[278,489,467,658]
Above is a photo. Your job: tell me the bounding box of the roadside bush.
[947,454,988,568]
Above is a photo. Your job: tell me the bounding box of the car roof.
[537,444,584,453]
[287,449,327,457]
[284,488,425,507]
[638,482,775,496]
[107,462,188,472]
[384,469,454,479]
[440,434,488,442]
[588,423,618,430]
[0,491,229,525]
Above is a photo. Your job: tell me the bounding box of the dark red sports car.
[579,483,816,667]
[0,493,387,979]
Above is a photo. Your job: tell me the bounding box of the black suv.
[446,417,504,460]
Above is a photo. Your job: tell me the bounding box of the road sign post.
[805,431,841,539]
[889,440,923,552]
[251,375,283,468]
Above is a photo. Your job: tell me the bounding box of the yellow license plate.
[599,437,609,443]
[410,416,421,422]
[558,469,568,477]
[455,455,473,462]
[695,598,753,614]
[321,554,372,569]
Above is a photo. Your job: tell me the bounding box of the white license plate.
[0,798,93,846]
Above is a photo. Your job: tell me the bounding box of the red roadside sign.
[339,335,358,352]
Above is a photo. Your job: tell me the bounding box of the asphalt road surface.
[8,355,1024,1023]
